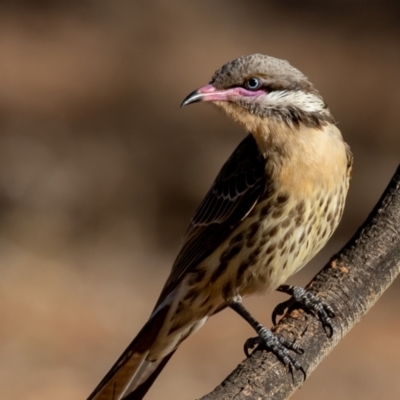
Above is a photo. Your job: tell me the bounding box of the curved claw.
[244,336,260,357]
[272,297,296,325]
[317,303,335,337]
[288,362,307,382]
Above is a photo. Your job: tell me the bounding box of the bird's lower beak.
[181,84,230,107]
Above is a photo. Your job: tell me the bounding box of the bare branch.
[198,164,400,400]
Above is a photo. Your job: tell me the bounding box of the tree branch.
[198,164,400,400]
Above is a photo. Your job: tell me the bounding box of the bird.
[87,54,353,400]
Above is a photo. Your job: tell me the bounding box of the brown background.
[0,1,400,399]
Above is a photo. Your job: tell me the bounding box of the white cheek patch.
[265,91,325,114]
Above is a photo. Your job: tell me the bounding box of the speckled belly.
[191,179,349,305]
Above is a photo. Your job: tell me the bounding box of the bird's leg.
[227,296,304,377]
[273,285,335,336]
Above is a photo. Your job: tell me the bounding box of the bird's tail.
[122,350,176,400]
[87,305,174,400]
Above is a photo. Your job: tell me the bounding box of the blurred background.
[0,1,399,399]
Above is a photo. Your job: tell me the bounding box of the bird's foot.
[274,285,335,337]
[244,327,305,378]
[228,297,305,378]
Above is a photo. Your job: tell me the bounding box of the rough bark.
[198,164,400,400]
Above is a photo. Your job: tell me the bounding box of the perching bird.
[87,54,352,400]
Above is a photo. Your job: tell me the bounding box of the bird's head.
[181,54,333,133]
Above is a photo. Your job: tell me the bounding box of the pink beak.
[181,84,264,107]
[181,84,231,107]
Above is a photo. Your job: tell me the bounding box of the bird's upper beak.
[181,84,264,108]
[181,84,231,107]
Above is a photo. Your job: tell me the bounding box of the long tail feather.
[123,350,177,400]
[87,306,170,400]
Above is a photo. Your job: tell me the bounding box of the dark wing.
[154,134,266,308]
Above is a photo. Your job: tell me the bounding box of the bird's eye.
[244,77,261,91]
